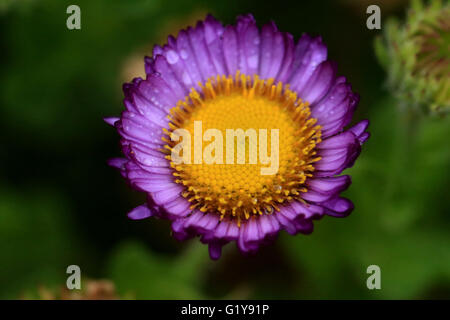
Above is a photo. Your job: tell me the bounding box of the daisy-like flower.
[106,14,369,260]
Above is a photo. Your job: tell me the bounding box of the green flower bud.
[375,0,450,115]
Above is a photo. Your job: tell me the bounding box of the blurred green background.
[1,0,449,299]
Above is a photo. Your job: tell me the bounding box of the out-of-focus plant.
[21,279,122,300]
[107,241,214,299]
[283,96,450,299]
[375,0,450,115]
[0,187,80,299]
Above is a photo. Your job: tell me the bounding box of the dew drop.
[265,207,274,214]
[166,50,179,64]
[180,49,188,60]
[182,72,191,85]
[248,55,258,68]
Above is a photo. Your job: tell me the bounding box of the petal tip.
[127,204,153,220]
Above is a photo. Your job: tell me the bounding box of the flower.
[106,14,369,260]
[375,0,450,115]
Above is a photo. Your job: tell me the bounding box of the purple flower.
[106,14,369,260]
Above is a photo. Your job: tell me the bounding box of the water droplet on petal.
[248,55,258,68]
[166,50,179,64]
[265,207,274,214]
[180,49,188,60]
[182,72,191,85]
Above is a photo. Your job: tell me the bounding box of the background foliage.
[1,0,449,299]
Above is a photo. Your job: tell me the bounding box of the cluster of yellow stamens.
[161,72,322,226]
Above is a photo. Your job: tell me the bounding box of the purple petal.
[144,56,155,75]
[163,197,191,218]
[311,77,359,137]
[315,131,361,177]
[299,61,337,105]
[151,185,183,206]
[306,175,351,200]
[258,214,281,238]
[132,175,177,193]
[322,197,354,217]
[276,207,299,235]
[276,33,295,82]
[288,201,324,219]
[188,22,218,80]
[236,14,260,75]
[153,53,187,99]
[129,144,169,168]
[107,157,127,170]
[137,76,179,112]
[289,35,328,93]
[213,219,240,241]
[127,204,154,220]
[259,22,279,79]
[267,30,285,78]
[103,117,120,127]
[208,242,223,260]
[292,217,314,234]
[348,120,370,144]
[222,25,239,75]
[175,30,204,90]
[203,14,226,75]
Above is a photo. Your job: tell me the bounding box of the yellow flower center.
[162,72,322,225]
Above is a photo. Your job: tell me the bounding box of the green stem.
[382,102,422,213]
